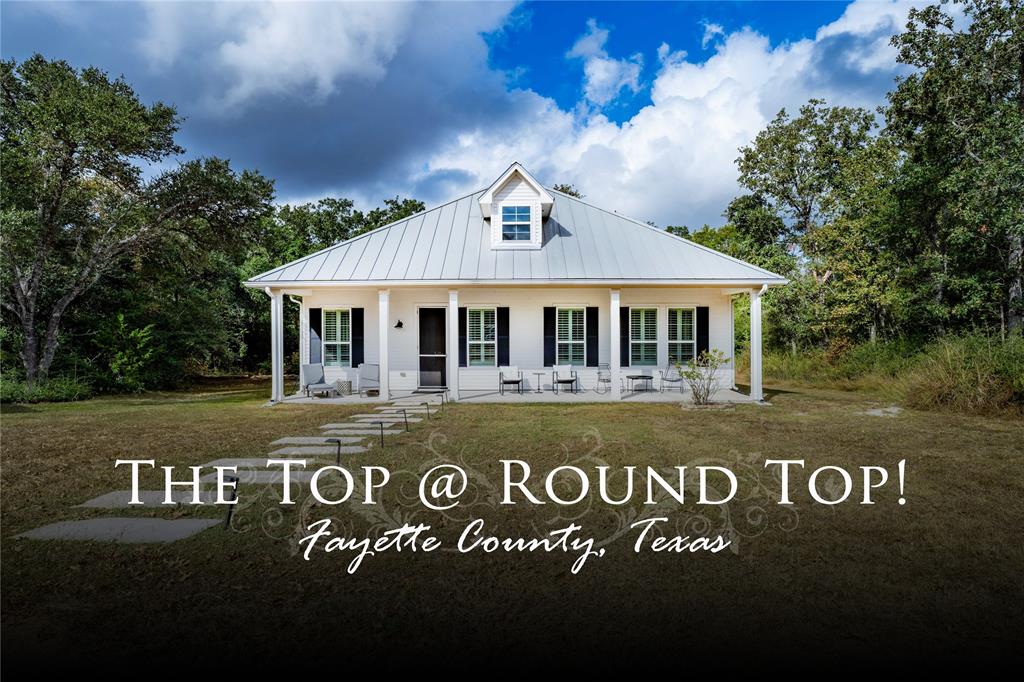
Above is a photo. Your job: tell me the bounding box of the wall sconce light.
[394,320,403,329]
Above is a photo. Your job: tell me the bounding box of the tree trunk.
[869,321,877,345]
[20,320,40,386]
[1009,232,1023,332]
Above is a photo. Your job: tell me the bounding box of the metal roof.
[246,189,787,286]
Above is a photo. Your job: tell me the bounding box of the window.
[668,308,696,364]
[501,205,531,241]
[323,309,351,367]
[630,308,658,366]
[467,308,496,366]
[556,308,585,365]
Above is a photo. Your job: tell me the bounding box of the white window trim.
[322,307,352,368]
[668,306,697,366]
[466,307,497,367]
[556,306,586,366]
[629,307,658,367]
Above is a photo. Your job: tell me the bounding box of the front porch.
[275,385,757,405]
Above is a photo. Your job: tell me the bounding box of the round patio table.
[627,374,654,392]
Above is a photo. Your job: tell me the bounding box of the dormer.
[479,162,554,250]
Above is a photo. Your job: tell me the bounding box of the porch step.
[268,445,371,457]
[270,436,366,446]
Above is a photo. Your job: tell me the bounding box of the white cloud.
[567,18,643,107]
[418,0,923,227]
[701,21,724,49]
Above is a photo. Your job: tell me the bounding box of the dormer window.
[502,206,532,241]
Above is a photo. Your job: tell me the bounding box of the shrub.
[901,333,1024,415]
[678,349,730,405]
[0,376,93,403]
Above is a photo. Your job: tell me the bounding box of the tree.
[0,55,273,384]
[886,0,1024,332]
[553,183,584,198]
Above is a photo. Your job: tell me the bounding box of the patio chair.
[301,364,336,398]
[659,365,685,393]
[499,366,523,395]
[358,363,381,397]
[552,365,579,394]
[594,363,613,394]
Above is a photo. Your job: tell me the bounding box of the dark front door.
[418,308,447,388]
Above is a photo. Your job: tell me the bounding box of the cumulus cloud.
[701,21,725,49]
[567,18,644,107]
[419,0,922,227]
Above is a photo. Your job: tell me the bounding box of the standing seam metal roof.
[247,189,787,284]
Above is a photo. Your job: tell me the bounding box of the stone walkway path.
[16,393,446,544]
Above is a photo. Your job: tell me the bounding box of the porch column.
[750,285,765,402]
[609,289,621,399]
[448,289,459,400]
[378,289,390,399]
[268,288,284,403]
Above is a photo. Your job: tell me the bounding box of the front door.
[418,308,447,388]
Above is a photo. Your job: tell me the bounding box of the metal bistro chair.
[499,366,524,395]
[301,363,336,398]
[358,363,381,397]
[595,363,613,394]
[659,364,685,393]
[552,365,579,394]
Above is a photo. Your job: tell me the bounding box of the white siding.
[300,286,735,394]
[490,175,542,249]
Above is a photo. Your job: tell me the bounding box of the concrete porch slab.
[17,518,220,543]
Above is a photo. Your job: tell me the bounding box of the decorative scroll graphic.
[228,428,803,557]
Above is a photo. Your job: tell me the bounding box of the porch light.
[394,320,403,329]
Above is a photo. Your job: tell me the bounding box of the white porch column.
[268,288,285,403]
[609,289,621,399]
[448,289,459,400]
[378,289,390,399]
[750,285,765,402]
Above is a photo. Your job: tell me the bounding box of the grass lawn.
[2,379,1023,670]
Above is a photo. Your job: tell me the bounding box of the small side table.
[532,372,545,394]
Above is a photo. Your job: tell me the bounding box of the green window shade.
[668,308,695,364]
[630,308,657,366]
[556,308,585,365]
[467,309,496,366]
[323,309,351,367]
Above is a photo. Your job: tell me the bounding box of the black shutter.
[585,307,598,367]
[619,307,630,367]
[696,306,710,359]
[543,307,556,367]
[309,308,322,364]
[497,307,510,366]
[351,308,364,367]
[458,307,467,367]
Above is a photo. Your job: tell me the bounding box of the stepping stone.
[17,518,220,543]
[322,429,400,436]
[267,445,370,457]
[77,490,220,508]
[200,469,317,484]
[320,422,396,429]
[201,457,319,468]
[375,406,436,412]
[270,436,365,446]
[349,414,422,421]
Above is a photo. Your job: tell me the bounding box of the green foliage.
[677,349,730,405]
[552,183,584,198]
[94,313,156,392]
[0,375,92,403]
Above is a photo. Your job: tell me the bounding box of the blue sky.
[1,1,918,227]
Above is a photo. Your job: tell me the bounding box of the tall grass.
[748,333,1023,415]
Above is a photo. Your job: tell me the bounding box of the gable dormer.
[479,162,554,250]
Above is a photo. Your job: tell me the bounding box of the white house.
[245,163,786,402]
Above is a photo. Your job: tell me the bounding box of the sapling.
[677,349,729,405]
